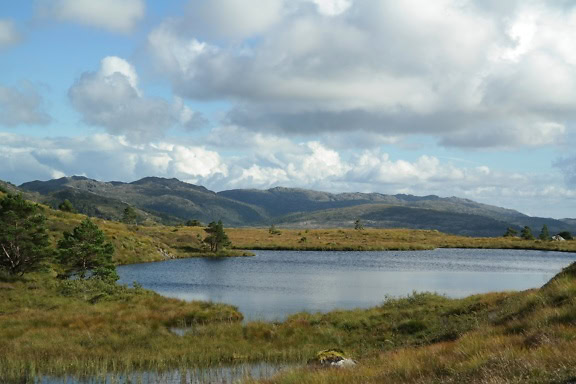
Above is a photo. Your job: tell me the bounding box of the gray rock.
[332,358,357,368]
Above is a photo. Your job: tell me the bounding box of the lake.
[117,249,576,321]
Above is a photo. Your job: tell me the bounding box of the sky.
[0,0,575,219]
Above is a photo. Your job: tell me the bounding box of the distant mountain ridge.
[218,187,526,223]
[13,176,576,237]
[19,176,266,226]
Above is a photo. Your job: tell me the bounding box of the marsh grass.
[255,264,576,384]
[227,227,576,254]
[0,271,515,382]
[3,265,576,382]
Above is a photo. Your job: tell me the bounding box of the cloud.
[439,119,565,148]
[0,19,21,48]
[36,0,145,33]
[0,82,51,127]
[312,0,352,16]
[69,56,206,142]
[0,133,227,185]
[147,0,576,148]
[186,0,285,39]
[555,156,576,187]
[0,132,574,217]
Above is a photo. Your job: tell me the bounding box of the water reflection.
[37,362,290,384]
[118,249,575,321]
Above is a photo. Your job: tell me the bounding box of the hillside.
[275,204,515,237]
[15,176,576,237]
[20,176,268,226]
[221,187,574,236]
[219,187,525,223]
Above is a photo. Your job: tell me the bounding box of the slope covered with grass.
[257,263,576,384]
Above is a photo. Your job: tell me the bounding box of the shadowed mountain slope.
[20,176,267,226]
[16,177,576,236]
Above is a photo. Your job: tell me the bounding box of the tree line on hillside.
[0,194,232,278]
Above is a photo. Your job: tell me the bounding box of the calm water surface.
[117,249,575,321]
[38,362,290,384]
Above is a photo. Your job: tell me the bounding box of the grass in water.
[4,264,576,382]
[253,263,576,384]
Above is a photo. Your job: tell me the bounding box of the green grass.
[255,264,576,384]
[0,273,492,381]
[43,208,254,265]
[3,264,576,382]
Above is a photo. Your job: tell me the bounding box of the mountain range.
[2,176,574,237]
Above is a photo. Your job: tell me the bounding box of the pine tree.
[0,194,52,276]
[521,226,534,240]
[354,219,364,230]
[121,206,138,225]
[203,220,231,252]
[58,218,116,280]
[503,227,518,237]
[58,199,76,213]
[539,224,551,241]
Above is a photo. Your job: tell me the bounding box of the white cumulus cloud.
[146,0,576,149]
[69,56,206,142]
[0,132,574,218]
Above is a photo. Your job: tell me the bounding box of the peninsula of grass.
[255,263,576,384]
[44,209,255,265]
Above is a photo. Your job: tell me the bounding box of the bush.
[396,319,428,334]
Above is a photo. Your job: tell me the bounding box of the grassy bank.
[3,263,576,382]
[44,209,254,265]
[227,227,576,253]
[0,272,504,381]
[256,263,576,384]
[0,274,244,381]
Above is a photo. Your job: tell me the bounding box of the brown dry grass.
[227,227,576,253]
